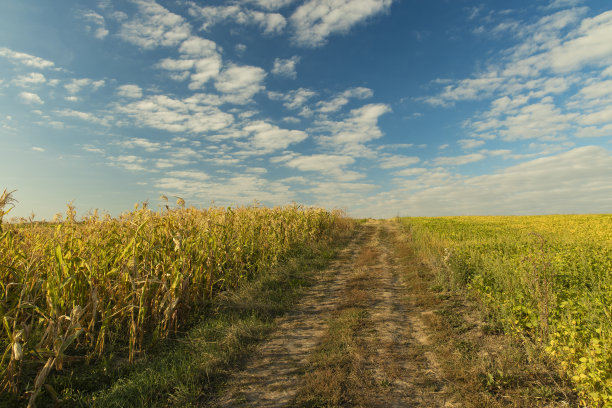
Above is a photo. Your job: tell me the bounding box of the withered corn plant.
[0,196,347,405]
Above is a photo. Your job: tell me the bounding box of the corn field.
[399,215,612,407]
[0,195,347,404]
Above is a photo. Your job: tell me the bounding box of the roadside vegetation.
[398,215,612,407]
[0,192,352,406]
[2,186,609,408]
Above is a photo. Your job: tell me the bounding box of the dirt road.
[212,221,454,407]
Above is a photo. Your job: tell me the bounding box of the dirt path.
[212,221,454,407]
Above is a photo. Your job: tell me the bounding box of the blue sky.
[2,0,612,219]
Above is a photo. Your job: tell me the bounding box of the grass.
[392,218,579,407]
[292,239,382,407]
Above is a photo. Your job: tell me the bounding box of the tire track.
[212,224,375,407]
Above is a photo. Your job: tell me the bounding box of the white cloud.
[83,145,104,154]
[80,10,109,39]
[242,0,298,11]
[189,56,222,90]
[32,146,45,152]
[242,121,308,153]
[425,7,612,109]
[355,146,612,217]
[578,106,612,126]
[55,109,112,126]
[316,87,373,113]
[497,101,575,141]
[316,103,391,154]
[119,0,191,49]
[155,173,296,206]
[379,155,420,169]
[188,4,286,34]
[576,124,612,138]
[432,153,486,166]
[157,58,196,71]
[282,153,361,181]
[271,56,300,79]
[168,170,209,181]
[214,65,266,103]
[342,87,374,99]
[116,84,143,99]
[0,47,56,69]
[458,139,486,149]
[290,0,393,47]
[12,73,47,87]
[65,78,105,94]
[118,137,161,151]
[268,88,316,110]
[179,36,218,57]
[423,73,503,106]
[393,167,426,177]
[18,92,44,105]
[547,11,612,73]
[108,154,149,172]
[116,94,234,133]
[578,79,612,100]
[543,0,584,10]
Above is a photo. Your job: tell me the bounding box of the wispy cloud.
[119,0,191,49]
[79,10,109,39]
[271,56,301,79]
[116,94,234,133]
[65,78,105,94]
[315,103,391,156]
[268,88,316,110]
[239,121,308,154]
[316,87,373,113]
[18,92,44,104]
[0,47,56,69]
[278,153,362,181]
[188,3,286,34]
[214,64,267,104]
[116,84,143,99]
[432,153,486,166]
[55,109,112,126]
[290,0,393,47]
[359,146,612,217]
[379,155,420,169]
[12,73,47,87]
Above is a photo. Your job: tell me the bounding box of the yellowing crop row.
[399,215,612,407]
[0,202,347,403]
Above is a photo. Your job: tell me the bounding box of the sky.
[1,0,612,220]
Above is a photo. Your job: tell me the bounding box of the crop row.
[0,201,347,405]
[399,215,612,407]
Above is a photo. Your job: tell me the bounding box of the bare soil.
[210,220,574,407]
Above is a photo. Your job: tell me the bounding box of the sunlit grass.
[399,215,612,407]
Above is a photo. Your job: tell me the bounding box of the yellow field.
[0,201,346,402]
[399,214,612,406]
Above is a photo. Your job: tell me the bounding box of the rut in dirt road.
[212,221,453,407]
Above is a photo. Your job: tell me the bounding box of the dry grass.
[293,243,382,407]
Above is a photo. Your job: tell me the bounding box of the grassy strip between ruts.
[3,222,357,408]
[391,221,579,407]
[292,228,382,407]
